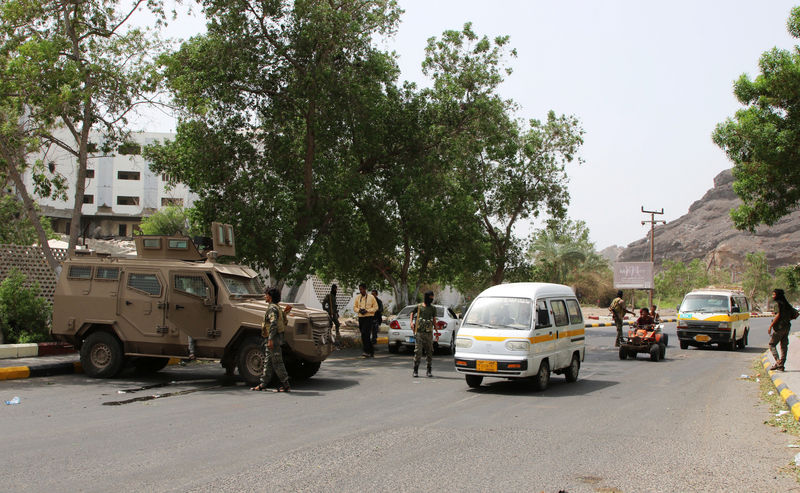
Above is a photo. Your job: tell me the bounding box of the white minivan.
[454,282,585,390]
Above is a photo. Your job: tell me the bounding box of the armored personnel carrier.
[51,223,333,384]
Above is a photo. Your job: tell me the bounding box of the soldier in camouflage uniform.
[411,291,437,377]
[251,287,291,392]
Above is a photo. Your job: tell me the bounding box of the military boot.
[413,363,419,377]
[426,364,432,378]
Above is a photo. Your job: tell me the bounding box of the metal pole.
[641,207,666,309]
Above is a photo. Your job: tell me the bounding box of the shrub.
[0,269,52,344]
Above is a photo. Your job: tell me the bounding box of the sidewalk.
[761,332,800,421]
[0,353,81,380]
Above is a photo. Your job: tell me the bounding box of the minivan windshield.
[680,294,729,313]
[463,297,532,330]
[220,273,263,297]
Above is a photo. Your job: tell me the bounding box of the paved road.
[2,319,797,492]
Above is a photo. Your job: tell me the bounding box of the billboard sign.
[614,262,654,289]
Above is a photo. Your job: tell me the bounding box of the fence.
[0,245,68,303]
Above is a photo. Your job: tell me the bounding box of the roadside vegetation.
[0,268,51,344]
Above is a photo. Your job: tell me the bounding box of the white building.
[24,131,195,237]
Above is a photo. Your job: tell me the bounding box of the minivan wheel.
[81,331,124,378]
[534,359,550,391]
[565,354,580,383]
[237,336,264,385]
[466,374,483,388]
[679,340,689,350]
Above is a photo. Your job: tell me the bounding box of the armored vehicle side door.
[167,272,217,342]
[119,270,168,337]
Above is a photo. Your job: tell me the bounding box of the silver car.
[387,304,461,355]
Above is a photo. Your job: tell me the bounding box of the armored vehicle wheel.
[659,343,666,360]
[565,354,580,383]
[237,336,264,385]
[465,374,483,388]
[81,331,124,378]
[133,357,170,375]
[618,347,627,360]
[286,357,321,380]
[533,359,550,391]
[388,343,399,354]
[679,340,689,350]
[649,344,660,362]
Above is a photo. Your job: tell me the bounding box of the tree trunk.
[7,164,61,272]
[392,280,409,312]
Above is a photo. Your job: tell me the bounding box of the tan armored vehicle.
[51,223,333,384]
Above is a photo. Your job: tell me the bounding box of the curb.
[0,361,82,381]
[0,342,76,360]
[760,352,800,422]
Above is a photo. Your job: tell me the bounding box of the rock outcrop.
[618,169,800,272]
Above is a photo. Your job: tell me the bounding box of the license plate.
[476,360,498,372]
[694,334,711,342]
[406,336,415,343]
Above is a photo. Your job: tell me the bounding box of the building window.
[161,197,184,207]
[118,224,127,236]
[83,195,94,204]
[85,169,95,179]
[117,171,141,180]
[118,142,141,155]
[116,196,139,206]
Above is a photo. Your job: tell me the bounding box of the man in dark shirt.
[635,307,655,327]
[371,289,383,346]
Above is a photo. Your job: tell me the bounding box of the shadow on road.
[465,376,618,397]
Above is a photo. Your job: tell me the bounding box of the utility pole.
[641,207,666,308]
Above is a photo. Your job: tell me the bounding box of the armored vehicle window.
[128,273,161,296]
[535,300,551,328]
[95,267,120,280]
[143,238,161,249]
[566,299,583,324]
[68,266,92,279]
[175,275,209,298]
[168,239,189,250]
[552,300,569,327]
[220,274,263,296]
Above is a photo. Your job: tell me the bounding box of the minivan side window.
[552,300,569,327]
[566,299,583,324]
[535,300,551,328]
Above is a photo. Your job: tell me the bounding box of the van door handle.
[175,304,184,310]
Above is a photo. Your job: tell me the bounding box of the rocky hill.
[618,169,800,272]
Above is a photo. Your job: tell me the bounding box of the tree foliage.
[654,259,709,301]
[742,251,772,309]
[0,268,51,344]
[0,193,56,244]
[0,0,169,269]
[713,6,800,231]
[138,205,199,236]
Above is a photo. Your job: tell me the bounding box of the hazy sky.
[139,1,799,251]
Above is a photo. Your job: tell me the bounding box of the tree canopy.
[713,6,800,231]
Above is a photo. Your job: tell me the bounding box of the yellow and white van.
[676,288,750,350]
[454,282,585,390]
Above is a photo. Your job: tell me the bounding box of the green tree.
[654,259,709,300]
[138,205,197,236]
[146,0,403,289]
[0,0,169,270]
[742,251,771,309]
[775,264,800,303]
[712,6,800,231]
[0,193,56,244]
[0,268,51,344]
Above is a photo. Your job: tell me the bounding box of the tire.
[628,350,638,359]
[742,329,749,348]
[649,344,660,362]
[132,356,170,375]
[80,331,124,378]
[679,340,689,350]
[533,359,550,391]
[659,343,666,360]
[565,354,580,383]
[285,355,321,380]
[236,336,265,385]
[388,343,399,354]
[466,374,483,388]
[661,333,669,347]
[618,347,627,360]
[727,337,737,351]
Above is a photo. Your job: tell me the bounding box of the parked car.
[388,304,460,354]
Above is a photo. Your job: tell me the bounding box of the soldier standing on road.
[371,289,383,346]
[609,290,635,347]
[410,291,437,377]
[323,284,341,346]
[251,287,292,392]
[354,283,378,358]
[768,288,799,371]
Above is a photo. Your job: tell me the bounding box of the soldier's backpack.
[261,304,288,337]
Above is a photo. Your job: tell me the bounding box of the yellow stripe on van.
[533,334,554,343]
[471,335,535,342]
[558,328,585,339]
